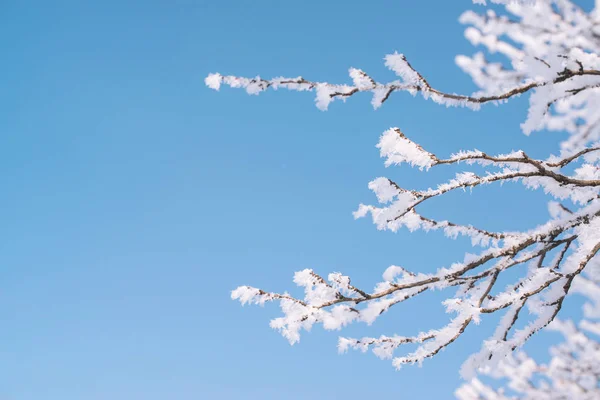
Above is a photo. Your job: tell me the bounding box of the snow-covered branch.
[206,56,600,113]
[233,197,600,367]
[457,318,600,399]
[210,0,600,388]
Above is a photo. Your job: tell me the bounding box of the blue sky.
[1,1,595,399]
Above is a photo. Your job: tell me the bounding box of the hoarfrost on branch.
[208,0,600,394]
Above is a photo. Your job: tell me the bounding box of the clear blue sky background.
[1,1,595,399]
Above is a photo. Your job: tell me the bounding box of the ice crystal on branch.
[209,0,600,395]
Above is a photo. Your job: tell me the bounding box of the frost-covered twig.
[206,57,600,112]
[211,0,600,386]
[457,319,600,400]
